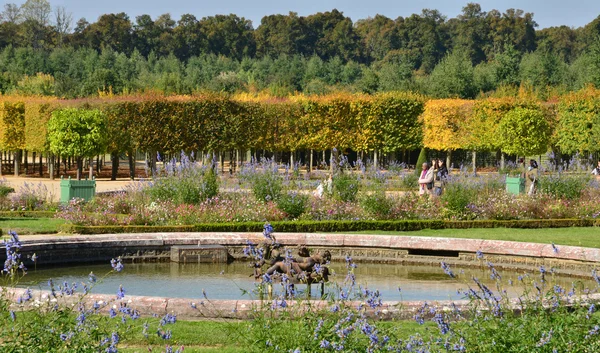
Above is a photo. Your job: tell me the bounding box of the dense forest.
[1,0,600,98]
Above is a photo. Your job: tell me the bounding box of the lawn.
[118,318,434,352]
[0,217,65,235]
[349,227,600,248]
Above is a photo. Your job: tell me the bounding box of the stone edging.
[4,233,600,319]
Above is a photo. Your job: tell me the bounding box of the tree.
[20,0,51,26]
[428,50,476,98]
[0,3,22,23]
[254,12,309,57]
[451,3,489,65]
[198,14,256,60]
[84,13,134,54]
[355,14,398,62]
[498,106,551,156]
[54,6,72,47]
[47,108,108,179]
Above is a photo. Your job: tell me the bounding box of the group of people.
[418,159,449,197]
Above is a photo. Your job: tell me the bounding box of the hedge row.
[0,211,57,218]
[60,219,600,234]
[0,92,426,156]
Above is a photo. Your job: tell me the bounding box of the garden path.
[2,175,137,202]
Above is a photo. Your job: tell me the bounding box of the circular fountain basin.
[18,262,591,301]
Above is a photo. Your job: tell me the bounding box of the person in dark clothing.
[434,159,449,196]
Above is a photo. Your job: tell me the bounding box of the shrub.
[276,191,309,219]
[146,154,219,205]
[1,231,181,352]
[360,191,393,219]
[0,184,14,198]
[415,148,428,176]
[539,173,589,200]
[10,182,54,211]
[441,179,479,214]
[400,173,419,189]
[332,172,360,202]
[240,159,283,202]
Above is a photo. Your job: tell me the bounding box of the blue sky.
[40,0,600,29]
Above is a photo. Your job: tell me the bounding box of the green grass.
[0,217,66,235]
[118,318,434,352]
[348,227,600,248]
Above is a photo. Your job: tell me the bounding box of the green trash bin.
[60,176,96,203]
[505,176,525,195]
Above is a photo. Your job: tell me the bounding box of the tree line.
[3,88,600,179]
[1,1,600,98]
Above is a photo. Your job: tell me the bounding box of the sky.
[15,0,600,29]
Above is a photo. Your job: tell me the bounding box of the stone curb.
[15,232,600,263]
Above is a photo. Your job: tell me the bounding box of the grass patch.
[0,217,66,235]
[348,227,600,248]
[118,318,433,352]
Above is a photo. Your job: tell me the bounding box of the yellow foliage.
[421,99,473,151]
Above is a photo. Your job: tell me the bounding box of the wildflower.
[476,250,484,259]
[441,262,455,278]
[116,285,126,299]
[536,329,553,347]
[551,242,559,254]
[110,257,124,272]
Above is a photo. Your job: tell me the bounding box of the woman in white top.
[418,162,434,196]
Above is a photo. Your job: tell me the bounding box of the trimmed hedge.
[0,211,56,219]
[60,218,599,234]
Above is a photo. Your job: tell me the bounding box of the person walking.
[418,162,434,196]
[435,159,449,196]
[527,159,539,195]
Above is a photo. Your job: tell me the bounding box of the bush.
[400,173,418,189]
[0,184,14,198]
[360,191,393,219]
[146,154,219,205]
[441,179,479,214]
[240,159,283,202]
[539,173,589,200]
[332,172,360,202]
[276,191,309,219]
[415,148,428,176]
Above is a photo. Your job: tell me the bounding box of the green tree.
[198,14,255,60]
[498,106,551,156]
[47,108,108,179]
[428,50,476,98]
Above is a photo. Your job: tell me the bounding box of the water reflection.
[17,262,590,301]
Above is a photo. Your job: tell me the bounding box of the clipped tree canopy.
[47,108,108,158]
[498,106,550,156]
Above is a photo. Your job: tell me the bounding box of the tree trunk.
[14,151,19,177]
[111,152,119,181]
[309,149,313,173]
[49,154,54,180]
[500,151,505,171]
[374,150,378,169]
[472,151,477,174]
[24,150,28,175]
[76,157,83,180]
[446,150,452,172]
[129,152,135,180]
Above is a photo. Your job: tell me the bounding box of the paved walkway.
[1,176,140,202]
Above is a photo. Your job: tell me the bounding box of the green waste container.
[60,176,96,203]
[505,176,525,195]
